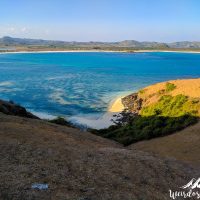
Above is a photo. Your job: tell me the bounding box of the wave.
[30,111,56,120]
[0,81,14,87]
[49,89,71,105]
[69,112,119,129]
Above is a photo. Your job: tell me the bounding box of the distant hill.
[1,36,200,49]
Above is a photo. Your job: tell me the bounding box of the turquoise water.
[0,52,200,126]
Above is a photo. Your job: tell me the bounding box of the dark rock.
[0,99,39,119]
[122,93,143,113]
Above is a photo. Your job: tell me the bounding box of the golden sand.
[108,97,125,112]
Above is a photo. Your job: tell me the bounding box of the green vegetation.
[93,115,198,146]
[165,82,176,92]
[138,89,146,94]
[49,117,73,127]
[141,94,199,117]
[93,94,199,146]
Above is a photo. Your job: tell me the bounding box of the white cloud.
[21,27,28,33]
[0,25,30,35]
[8,27,15,32]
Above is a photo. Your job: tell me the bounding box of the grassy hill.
[94,78,200,145]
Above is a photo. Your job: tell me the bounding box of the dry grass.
[139,78,200,106]
[0,113,199,199]
[131,121,200,166]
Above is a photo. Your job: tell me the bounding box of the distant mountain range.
[1,36,200,49]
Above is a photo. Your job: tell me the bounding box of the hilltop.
[137,78,200,109]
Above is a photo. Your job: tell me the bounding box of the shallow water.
[0,52,200,128]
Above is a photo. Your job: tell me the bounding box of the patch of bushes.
[93,114,198,146]
[138,89,146,94]
[141,94,200,117]
[157,89,165,95]
[92,94,199,146]
[49,117,74,127]
[166,82,176,92]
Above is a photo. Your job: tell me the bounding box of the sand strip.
[1,50,200,55]
[108,97,125,112]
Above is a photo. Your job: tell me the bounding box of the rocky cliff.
[0,99,39,119]
[121,92,143,113]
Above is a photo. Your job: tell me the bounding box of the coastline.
[1,49,200,54]
[69,97,126,130]
[108,96,125,113]
[0,50,128,54]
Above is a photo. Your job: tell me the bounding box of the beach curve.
[108,97,125,112]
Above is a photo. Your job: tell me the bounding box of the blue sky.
[0,0,200,42]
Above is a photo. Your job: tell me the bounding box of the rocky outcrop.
[121,93,143,113]
[0,100,39,119]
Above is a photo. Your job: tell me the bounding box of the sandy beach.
[69,97,125,129]
[134,50,200,54]
[0,50,128,54]
[108,97,125,112]
[1,49,200,55]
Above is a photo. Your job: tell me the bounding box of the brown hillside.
[131,121,200,166]
[0,112,199,200]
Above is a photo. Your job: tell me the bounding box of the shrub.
[93,114,198,146]
[92,92,200,146]
[138,89,146,94]
[49,117,73,127]
[166,82,176,92]
[140,94,199,117]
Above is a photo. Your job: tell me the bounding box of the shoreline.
[1,49,200,54]
[30,95,127,129]
[0,50,128,54]
[108,96,125,113]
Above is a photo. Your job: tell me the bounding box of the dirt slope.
[131,121,200,166]
[0,112,199,200]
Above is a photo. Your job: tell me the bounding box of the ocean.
[0,52,200,128]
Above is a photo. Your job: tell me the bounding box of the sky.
[0,0,200,42]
